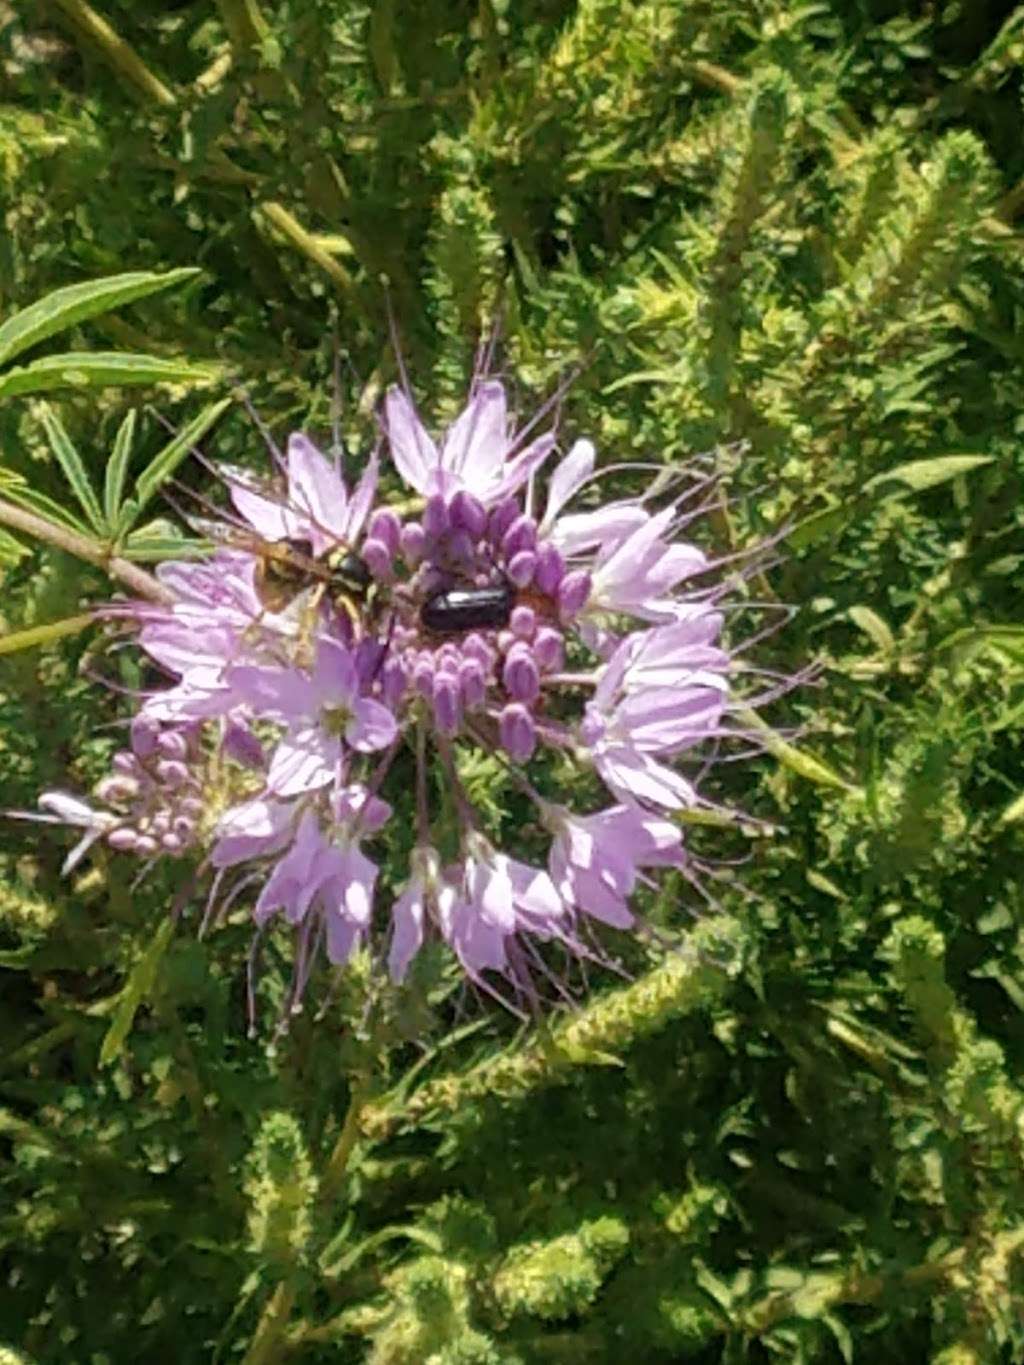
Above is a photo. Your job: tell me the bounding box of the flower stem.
[320,1073,371,1206]
[0,498,173,604]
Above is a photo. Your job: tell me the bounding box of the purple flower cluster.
[37,374,770,1011]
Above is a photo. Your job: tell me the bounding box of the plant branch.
[49,0,177,108]
[0,498,174,604]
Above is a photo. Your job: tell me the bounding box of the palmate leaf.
[0,352,219,399]
[0,268,200,369]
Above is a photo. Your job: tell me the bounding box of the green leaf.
[1,479,94,536]
[104,409,138,530]
[98,918,175,1067]
[999,792,1024,825]
[36,402,106,535]
[121,520,208,561]
[784,502,855,550]
[735,706,861,793]
[134,397,232,512]
[0,352,220,399]
[0,613,94,655]
[848,605,895,652]
[863,453,994,494]
[0,527,27,565]
[0,269,200,368]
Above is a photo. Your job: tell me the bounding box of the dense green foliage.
[2,1,1024,1360]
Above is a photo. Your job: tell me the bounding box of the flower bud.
[130,716,160,760]
[449,490,487,539]
[432,673,462,735]
[381,657,408,708]
[503,646,540,703]
[510,605,536,639]
[360,537,391,578]
[400,521,426,566]
[134,834,159,857]
[488,495,519,544]
[506,550,537,588]
[459,658,487,708]
[533,626,565,672]
[95,775,140,805]
[366,508,401,555]
[502,514,538,561]
[534,543,565,596]
[413,657,435,697]
[499,703,536,762]
[558,569,592,618]
[107,827,140,852]
[423,494,449,539]
[155,759,190,789]
[156,729,189,760]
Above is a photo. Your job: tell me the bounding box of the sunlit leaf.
[104,409,138,531]
[36,402,106,535]
[134,397,232,513]
[0,352,220,399]
[0,269,200,368]
[98,919,175,1067]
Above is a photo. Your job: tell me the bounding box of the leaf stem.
[0,498,173,603]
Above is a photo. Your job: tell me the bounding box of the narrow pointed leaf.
[0,352,220,399]
[864,454,994,494]
[134,397,232,512]
[1,480,94,536]
[735,706,861,793]
[36,403,106,535]
[0,614,94,656]
[99,918,175,1067]
[0,269,200,368]
[104,409,138,529]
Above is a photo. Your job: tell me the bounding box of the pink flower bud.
[510,604,536,639]
[503,646,540,703]
[558,569,591,618]
[533,626,565,672]
[156,760,190,789]
[534,543,565,596]
[381,657,408,708]
[449,490,487,539]
[107,827,140,852]
[156,729,188,760]
[488,495,519,544]
[499,703,536,762]
[502,513,538,560]
[361,537,391,577]
[423,494,449,539]
[400,521,426,566]
[432,673,462,735]
[459,658,487,708]
[367,508,401,555]
[507,550,537,587]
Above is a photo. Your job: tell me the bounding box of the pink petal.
[543,439,595,528]
[347,697,398,752]
[389,880,426,982]
[385,387,439,495]
[442,380,508,480]
[287,433,350,554]
[267,727,340,796]
[489,431,557,503]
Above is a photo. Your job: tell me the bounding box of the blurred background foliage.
[2,0,1024,1360]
